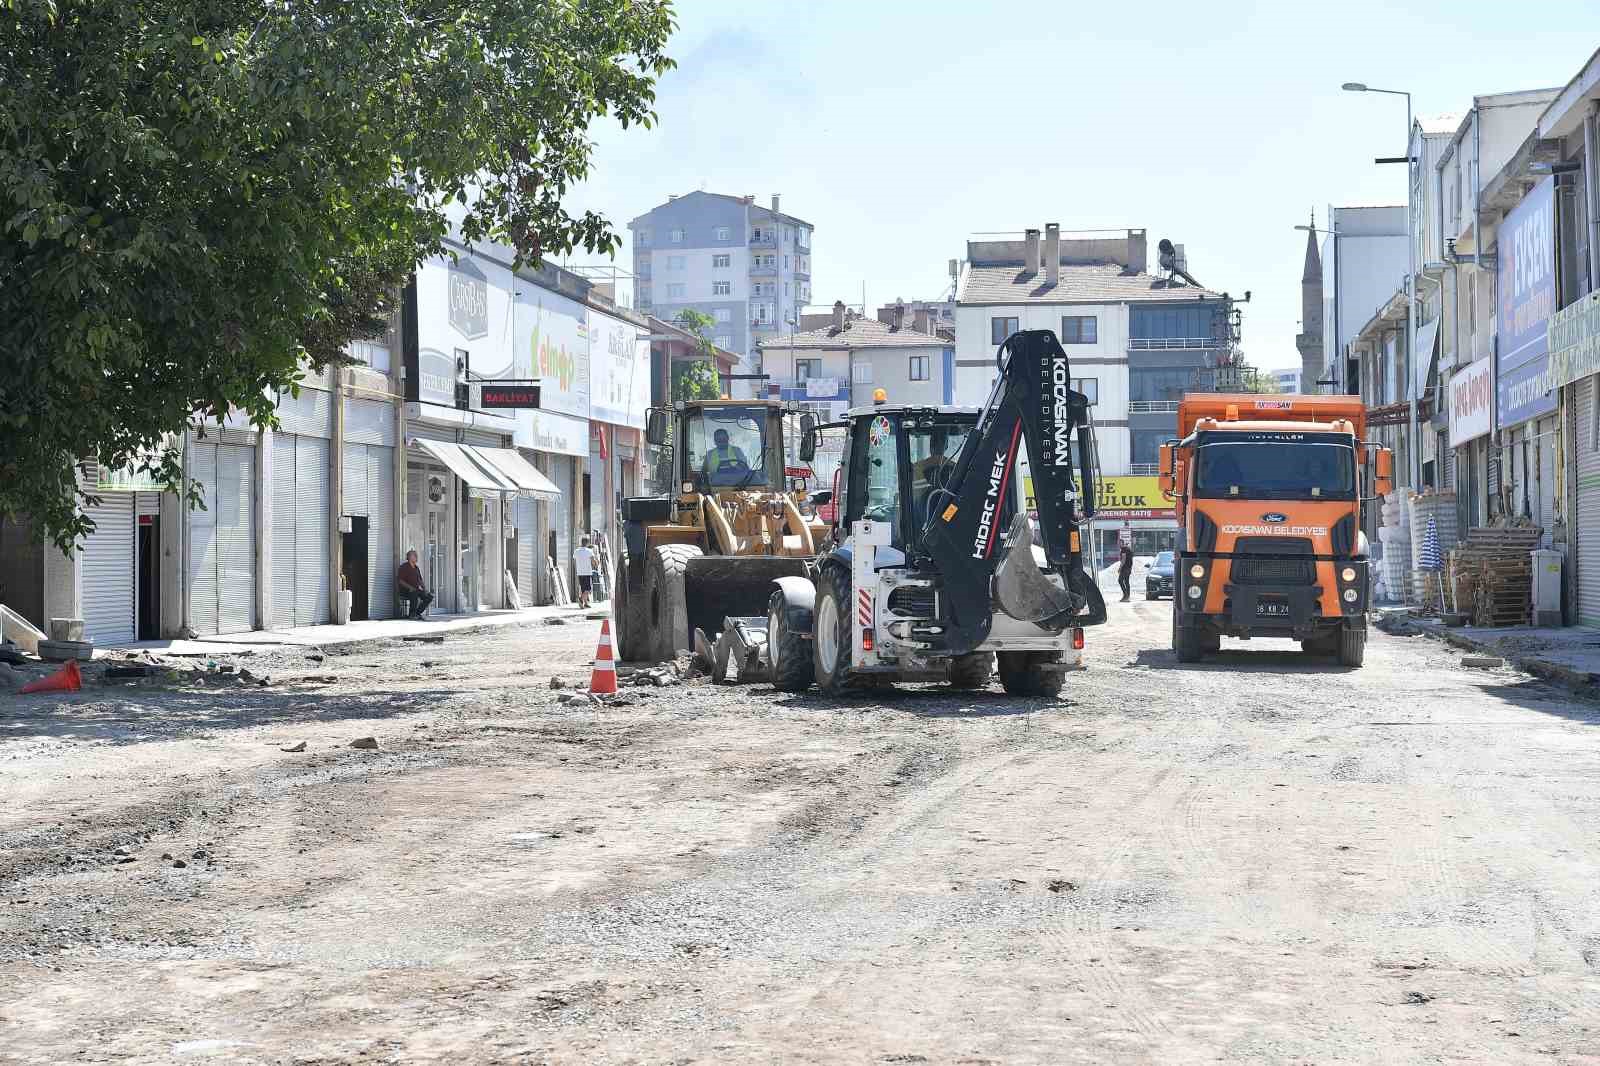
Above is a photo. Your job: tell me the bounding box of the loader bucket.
[684,555,810,645]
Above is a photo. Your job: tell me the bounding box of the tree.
[0,0,675,548]
[671,309,722,401]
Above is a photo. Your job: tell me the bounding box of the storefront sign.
[515,287,589,421]
[95,462,164,492]
[413,251,516,406]
[1548,289,1600,389]
[1021,474,1173,518]
[587,308,650,430]
[1449,356,1495,447]
[478,384,541,409]
[1497,177,1557,426]
[529,410,588,457]
[448,258,489,340]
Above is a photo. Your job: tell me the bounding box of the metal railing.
[1127,400,1180,414]
[1126,463,1161,476]
[1128,337,1219,350]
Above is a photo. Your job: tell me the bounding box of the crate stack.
[1375,490,1410,603]
[1407,491,1458,609]
[1445,526,1543,627]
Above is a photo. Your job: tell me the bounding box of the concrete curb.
[1381,613,1600,699]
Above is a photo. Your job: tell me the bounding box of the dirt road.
[4,598,1600,1064]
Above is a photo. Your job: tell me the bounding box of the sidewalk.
[1377,606,1600,696]
[110,601,608,658]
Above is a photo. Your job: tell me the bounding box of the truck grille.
[1230,557,1315,586]
[886,586,936,617]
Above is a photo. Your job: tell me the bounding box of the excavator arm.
[917,329,1107,653]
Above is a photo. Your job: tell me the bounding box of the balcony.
[1127,400,1180,414]
[1128,337,1219,350]
[1127,463,1161,476]
[749,233,777,248]
[749,260,778,276]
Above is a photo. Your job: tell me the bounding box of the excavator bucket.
[992,513,1080,631]
[683,554,809,647]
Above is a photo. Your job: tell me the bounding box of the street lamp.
[1342,80,1418,489]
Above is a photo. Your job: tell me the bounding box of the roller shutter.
[1537,416,1557,546]
[81,493,136,646]
[1577,377,1600,627]
[514,497,537,606]
[547,455,572,596]
[216,443,256,633]
[270,434,331,627]
[367,446,397,619]
[188,442,220,635]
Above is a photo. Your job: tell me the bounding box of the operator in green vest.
[700,428,749,483]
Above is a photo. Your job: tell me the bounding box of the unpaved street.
[4,598,1600,1064]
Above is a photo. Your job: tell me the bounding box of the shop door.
[1576,378,1600,626]
[82,492,136,646]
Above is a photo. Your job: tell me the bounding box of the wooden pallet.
[1445,525,1542,626]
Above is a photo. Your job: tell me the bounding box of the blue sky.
[568,1,1598,371]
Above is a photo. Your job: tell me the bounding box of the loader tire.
[645,543,702,662]
[766,589,814,692]
[996,651,1064,698]
[613,554,648,662]
[947,651,993,690]
[1337,626,1366,668]
[813,566,877,695]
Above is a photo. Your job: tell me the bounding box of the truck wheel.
[645,543,702,662]
[766,589,814,692]
[996,651,1064,697]
[948,651,993,690]
[613,555,648,661]
[813,566,867,695]
[1337,626,1366,668]
[1172,609,1205,663]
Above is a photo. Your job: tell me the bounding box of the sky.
[565,0,1599,372]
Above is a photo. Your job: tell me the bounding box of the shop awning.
[474,447,562,501]
[411,439,518,494]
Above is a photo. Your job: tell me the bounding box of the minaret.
[1294,211,1324,393]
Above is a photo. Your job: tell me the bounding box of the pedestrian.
[1118,542,1134,602]
[573,535,595,608]
[397,549,434,618]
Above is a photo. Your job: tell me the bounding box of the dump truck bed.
[1177,393,1367,439]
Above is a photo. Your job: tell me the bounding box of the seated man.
[397,549,434,618]
[700,428,750,485]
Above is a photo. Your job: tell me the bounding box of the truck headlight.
[1341,566,1357,583]
[1187,586,1202,599]
[1189,564,1204,579]
[1343,588,1359,603]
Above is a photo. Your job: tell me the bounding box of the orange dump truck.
[1159,394,1394,666]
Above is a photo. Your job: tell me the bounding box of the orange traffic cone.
[589,618,617,695]
[20,659,83,695]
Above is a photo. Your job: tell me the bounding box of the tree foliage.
[0,0,675,548]
[671,309,721,401]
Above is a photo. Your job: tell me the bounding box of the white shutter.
[216,443,255,633]
[271,435,299,628]
[515,497,537,606]
[368,446,397,618]
[296,436,331,625]
[548,455,572,593]
[82,493,135,646]
[1577,377,1600,627]
[188,441,220,635]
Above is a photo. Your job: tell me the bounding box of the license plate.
[1256,597,1290,618]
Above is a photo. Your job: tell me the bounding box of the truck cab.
[1160,395,1393,667]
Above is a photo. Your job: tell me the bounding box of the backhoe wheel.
[645,543,703,662]
[766,589,814,692]
[1172,608,1205,663]
[948,651,993,690]
[1337,626,1366,668]
[613,554,648,662]
[996,651,1064,697]
[813,566,864,695]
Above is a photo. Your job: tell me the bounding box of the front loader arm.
[918,329,1107,653]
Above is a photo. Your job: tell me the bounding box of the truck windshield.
[1193,436,1355,500]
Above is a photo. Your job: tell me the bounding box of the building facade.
[629,191,813,384]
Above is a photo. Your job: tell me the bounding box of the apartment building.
[629,191,814,380]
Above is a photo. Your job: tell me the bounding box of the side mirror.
[799,427,817,462]
[809,489,833,507]
[800,412,816,436]
[1375,447,1394,497]
[645,407,669,447]
[1158,444,1175,497]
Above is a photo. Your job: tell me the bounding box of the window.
[715,226,731,241]
[1130,304,1217,344]
[1073,377,1098,405]
[636,229,651,247]
[345,338,392,373]
[1060,315,1098,344]
[1129,366,1192,403]
[784,224,794,244]
[667,255,686,270]
[712,253,731,269]
[783,255,790,269]
[666,283,685,299]
[754,302,774,324]
[714,335,732,351]
[714,307,731,323]
[712,280,732,296]
[798,228,810,249]
[990,316,1020,344]
[751,227,765,242]
[795,358,821,380]
[853,363,873,383]
[638,284,651,304]
[669,228,684,243]
[909,355,931,381]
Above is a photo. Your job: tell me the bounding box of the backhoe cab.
[614,398,825,662]
[766,329,1107,697]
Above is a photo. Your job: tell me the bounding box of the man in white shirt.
[573,535,595,607]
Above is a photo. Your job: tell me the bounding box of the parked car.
[1145,549,1175,600]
